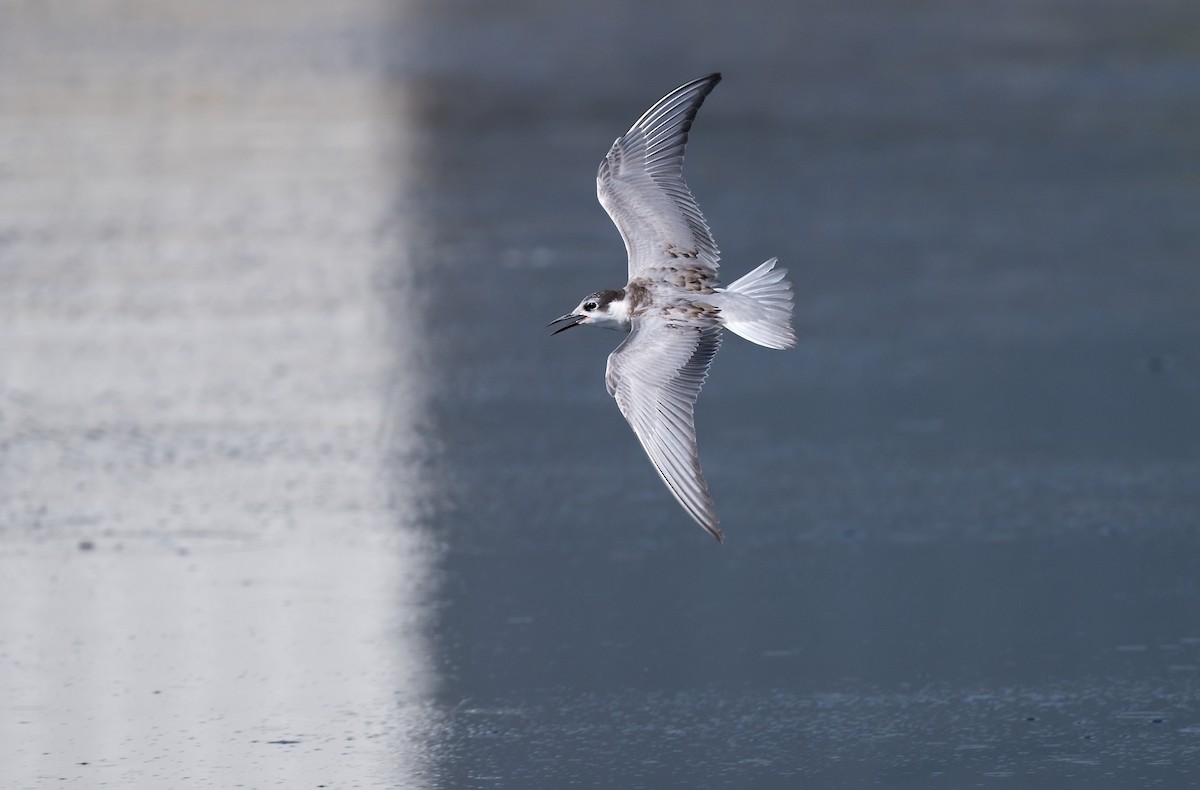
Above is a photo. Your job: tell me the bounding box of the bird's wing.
[605,314,724,541]
[597,74,722,282]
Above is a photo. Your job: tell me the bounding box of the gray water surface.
[2,0,1199,787]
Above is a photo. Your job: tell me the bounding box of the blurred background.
[2,0,1198,786]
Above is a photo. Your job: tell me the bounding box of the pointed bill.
[548,313,584,334]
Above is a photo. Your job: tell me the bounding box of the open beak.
[547,314,584,335]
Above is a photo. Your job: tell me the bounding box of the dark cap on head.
[589,289,625,309]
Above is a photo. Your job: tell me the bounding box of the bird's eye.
[584,302,597,311]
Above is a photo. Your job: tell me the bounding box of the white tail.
[713,258,795,349]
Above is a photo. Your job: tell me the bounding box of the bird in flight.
[549,73,795,542]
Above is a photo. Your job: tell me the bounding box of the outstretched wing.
[597,74,722,282]
[604,315,724,541]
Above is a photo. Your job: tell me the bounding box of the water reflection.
[0,1,440,785]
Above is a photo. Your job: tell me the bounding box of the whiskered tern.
[549,73,795,542]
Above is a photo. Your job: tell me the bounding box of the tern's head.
[548,289,629,334]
